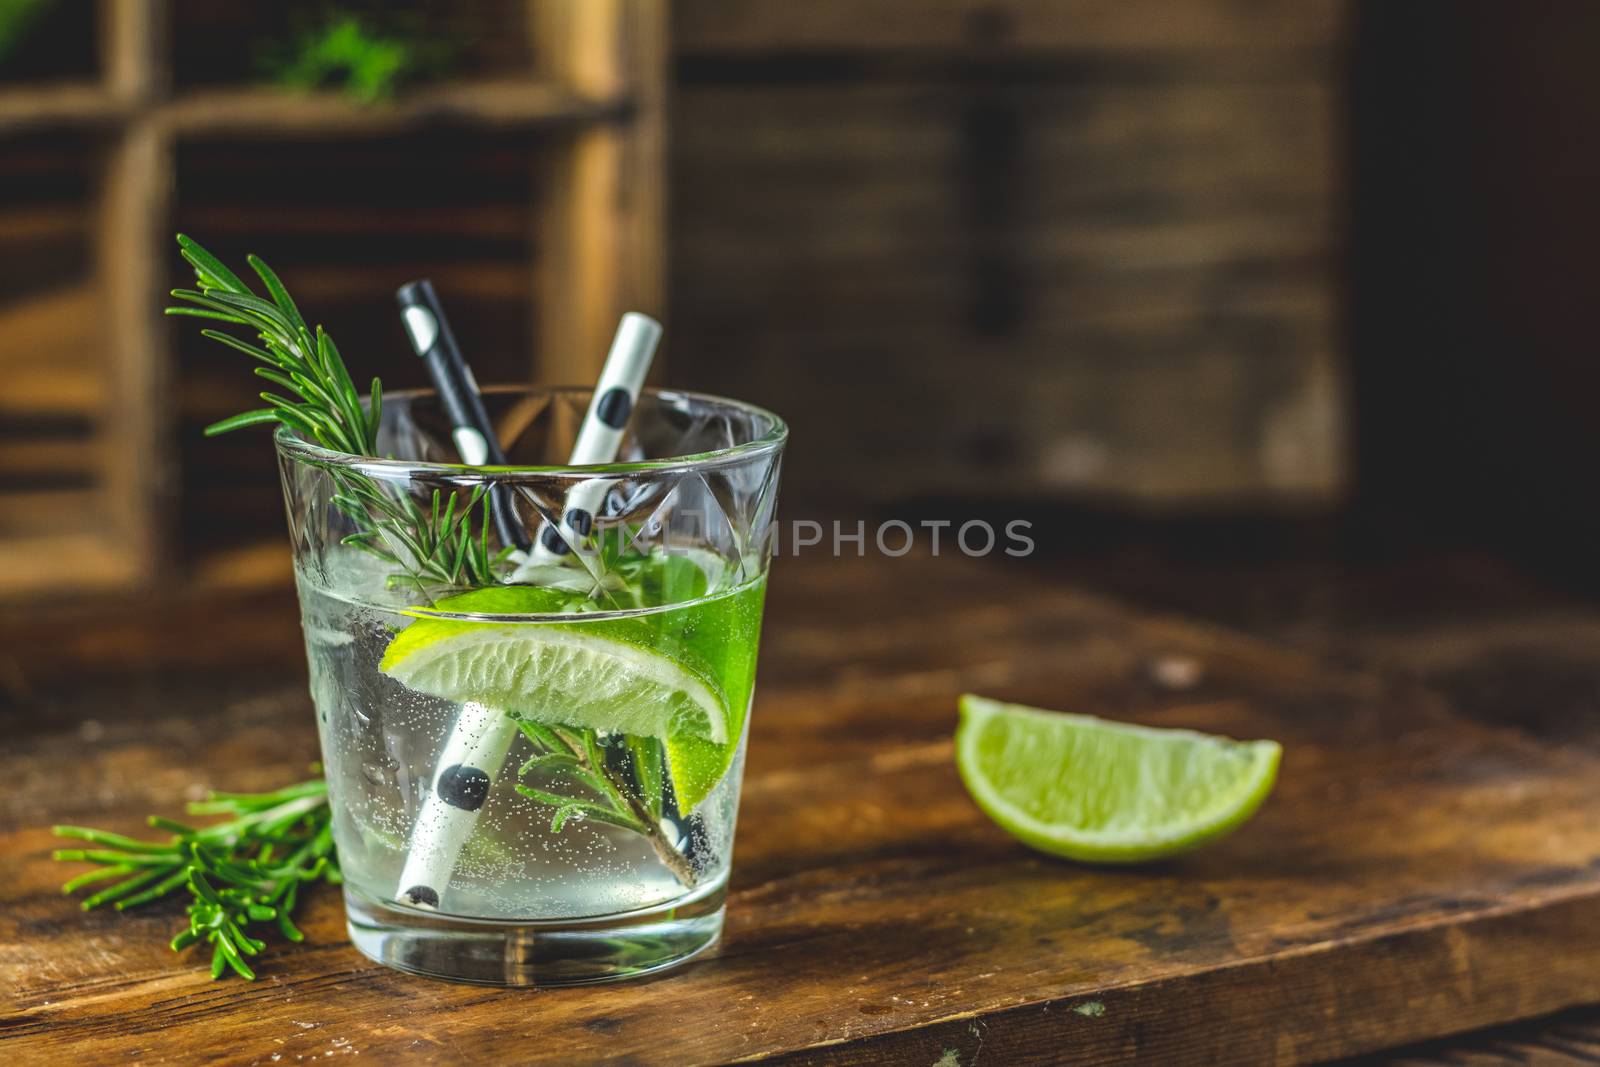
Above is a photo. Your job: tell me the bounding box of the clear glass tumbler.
[274,386,786,985]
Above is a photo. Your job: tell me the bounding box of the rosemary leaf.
[367,378,383,451]
[628,735,665,822]
[197,328,277,366]
[247,253,309,336]
[177,233,252,292]
[187,288,297,335]
[252,366,303,395]
[165,306,250,325]
[514,787,646,834]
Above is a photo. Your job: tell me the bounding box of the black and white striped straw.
[395,279,530,551]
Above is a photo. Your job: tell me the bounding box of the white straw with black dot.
[519,312,661,566]
[394,702,518,910]
[394,312,660,912]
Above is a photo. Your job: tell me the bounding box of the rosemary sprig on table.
[53,780,338,980]
[166,234,503,592]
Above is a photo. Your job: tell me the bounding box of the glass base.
[343,879,727,986]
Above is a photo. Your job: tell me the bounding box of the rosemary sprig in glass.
[53,780,338,980]
[515,723,691,886]
[166,233,504,594]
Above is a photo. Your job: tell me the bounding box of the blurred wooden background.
[9,0,1600,606]
[0,0,1349,603]
[670,0,1346,512]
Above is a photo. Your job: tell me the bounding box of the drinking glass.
[275,386,785,985]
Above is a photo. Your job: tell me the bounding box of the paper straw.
[394,702,518,909]
[394,313,662,911]
[395,279,530,551]
[521,312,662,565]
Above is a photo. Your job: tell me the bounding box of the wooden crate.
[0,0,665,600]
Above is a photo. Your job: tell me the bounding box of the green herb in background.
[54,780,338,981]
[259,8,458,104]
[0,0,52,67]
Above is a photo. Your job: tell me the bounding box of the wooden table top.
[4,550,1600,1065]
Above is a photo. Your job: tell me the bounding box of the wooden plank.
[177,262,532,305]
[175,202,528,240]
[0,285,103,416]
[676,0,1347,54]
[1379,1005,1600,1066]
[0,532,140,599]
[622,0,669,362]
[536,121,624,384]
[0,86,126,135]
[187,538,292,592]
[0,84,621,141]
[535,0,627,384]
[535,0,668,385]
[0,584,303,685]
[95,0,171,591]
[96,122,170,589]
[160,80,622,138]
[0,204,89,242]
[77,0,167,594]
[0,489,100,537]
[99,0,162,102]
[0,84,618,140]
[0,438,99,477]
[3,554,1600,1062]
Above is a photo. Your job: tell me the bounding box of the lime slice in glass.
[380,588,730,747]
[956,694,1281,863]
[379,582,757,812]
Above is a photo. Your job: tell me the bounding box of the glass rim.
[274,384,787,480]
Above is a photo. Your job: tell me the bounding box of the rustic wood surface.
[1371,1005,1600,1066]
[3,551,1600,1064]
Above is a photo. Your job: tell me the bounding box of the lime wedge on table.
[380,586,738,809]
[956,695,1281,863]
